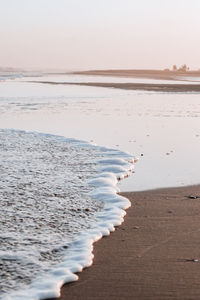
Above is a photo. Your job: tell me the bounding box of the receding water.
[0,130,103,295]
[0,129,134,299]
[0,73,200,191]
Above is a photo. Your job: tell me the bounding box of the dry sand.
[48,185,200,300]
[73,69,200,80]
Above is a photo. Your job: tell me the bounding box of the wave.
[0,129,137,300]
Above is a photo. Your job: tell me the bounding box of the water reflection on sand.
[0,74,200,191]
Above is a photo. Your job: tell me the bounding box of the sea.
[0,72,200,299]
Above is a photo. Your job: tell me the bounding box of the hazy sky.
[1,0,200,70]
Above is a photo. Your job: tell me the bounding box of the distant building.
[172,64,189,72]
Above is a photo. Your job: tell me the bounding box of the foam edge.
[3,131,138,300]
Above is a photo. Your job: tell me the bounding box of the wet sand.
[49,185,200,300]
[33,81,200,92]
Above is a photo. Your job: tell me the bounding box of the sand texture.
[48,185,200,300]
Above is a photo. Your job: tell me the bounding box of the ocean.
[0,72,200,299]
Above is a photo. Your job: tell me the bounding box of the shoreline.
[48,184,200,300]
[30,81,200,92]
[72,69,200,81]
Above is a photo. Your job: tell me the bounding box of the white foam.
[2,130,136,300]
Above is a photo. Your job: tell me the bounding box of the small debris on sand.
[133,226,140,229]
[186,258,199,263]
[178,258,199,263]
[186,195,200,199]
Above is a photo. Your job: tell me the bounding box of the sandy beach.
[73,69,200,80]
[2,0,200,298]
[48,184,200,300]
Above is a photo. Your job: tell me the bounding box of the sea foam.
[0,130,137,300]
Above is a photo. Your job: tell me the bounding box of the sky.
[0,0,200,70]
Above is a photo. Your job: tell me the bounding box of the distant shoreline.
[31,81,200,93]
[28,68,200,93]
[72,69,200,81]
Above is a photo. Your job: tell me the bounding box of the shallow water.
[18,72,200,84]
[0,73,200,191]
